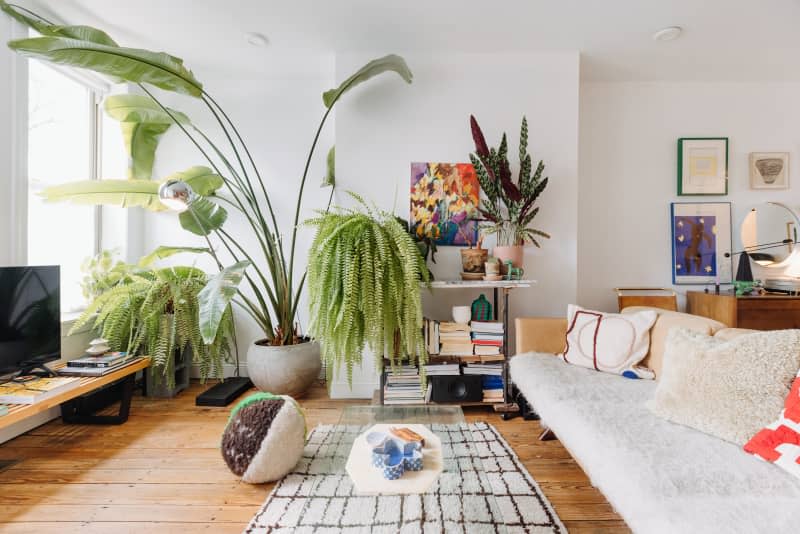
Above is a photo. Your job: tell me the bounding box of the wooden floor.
[0,381,629,533]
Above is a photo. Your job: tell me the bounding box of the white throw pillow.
[649,328,800,445]
[561,305,657,379]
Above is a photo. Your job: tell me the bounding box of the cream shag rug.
[245,422,565,533]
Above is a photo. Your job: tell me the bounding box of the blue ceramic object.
[368,431,425,480]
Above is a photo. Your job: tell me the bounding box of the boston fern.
[469,115,551,247]
[305,195,429,384]
[71,265,233,386]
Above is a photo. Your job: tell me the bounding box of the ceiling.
[22,0,800,82]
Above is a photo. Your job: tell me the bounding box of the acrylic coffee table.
[294,405,507,532]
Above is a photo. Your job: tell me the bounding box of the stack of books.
[481,375,504,403]
[471,321,504,356]
[0,376,80,404]
[59,351,138,376]
[423,318,440,355]
[439,322,472,356]
[463,362,504,376]
[383,365,431,405]
[424,363,460,376]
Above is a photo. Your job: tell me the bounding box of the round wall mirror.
[740,202,800,267]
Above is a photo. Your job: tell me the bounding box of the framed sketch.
[677,138,728,195]
[749,152,789,190]
[671,202,732,284]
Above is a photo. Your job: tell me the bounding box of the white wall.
[578,82,800,311]
[332,51,580,397]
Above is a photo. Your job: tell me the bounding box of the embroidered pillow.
[744,371,800,480]
[561,305,657,379]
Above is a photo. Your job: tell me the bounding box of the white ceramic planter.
[247,340,321,397]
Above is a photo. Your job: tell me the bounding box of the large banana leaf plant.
[2,2,413,347]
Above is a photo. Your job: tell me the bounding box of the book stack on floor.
[383,365,431,405]
[438,322,472,356]
[471,321,504,356]
[59,351,138,377]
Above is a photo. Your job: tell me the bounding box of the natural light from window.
[28,60,97,313]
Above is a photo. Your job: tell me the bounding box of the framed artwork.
[410,162,480,246]
[671,202,732,284]
[677,137,728,195]
[749,152,789,190]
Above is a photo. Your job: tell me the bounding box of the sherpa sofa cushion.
[648,328,800,445]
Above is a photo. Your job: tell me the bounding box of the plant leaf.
[198,261,249,343]
[8,36,203,97]
[104,94,190,124]
[0,2,118,46]
[172,166,225,196]
[137,246,210,268]
[38,167,223,211]
[39,179,166,210]
[179,197,227,235]
[322,54,412,109]
[322,146,335,187]
[120,122,170,179]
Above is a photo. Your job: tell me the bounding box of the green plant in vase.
[469,115,550,273]
[73,250,233,387]
[305,194,429,384]
[1,2,414,395]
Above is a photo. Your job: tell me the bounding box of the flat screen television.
[0,266,60,376]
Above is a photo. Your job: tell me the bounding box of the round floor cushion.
[221,392,306,483]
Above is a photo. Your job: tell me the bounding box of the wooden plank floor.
[0,381,629,533]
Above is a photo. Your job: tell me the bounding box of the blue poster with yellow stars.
[671,203,732,285]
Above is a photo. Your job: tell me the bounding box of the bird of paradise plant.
[0,1,413,350]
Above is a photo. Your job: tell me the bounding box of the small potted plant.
[459,233,488,279]
[484,256,501,280]
[469,115,550,273]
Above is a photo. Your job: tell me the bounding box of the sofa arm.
[515,317,567,355]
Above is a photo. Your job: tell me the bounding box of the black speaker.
[429,374,483,403]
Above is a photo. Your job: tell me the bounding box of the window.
[27,61,125,313]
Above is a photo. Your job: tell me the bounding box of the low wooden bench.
[0,358,150,430]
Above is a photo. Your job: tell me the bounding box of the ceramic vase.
[247,339,321,397]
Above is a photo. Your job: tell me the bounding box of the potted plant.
[72,250,234,388]
[459,234,488,278]
[469,115,550,273]
[1,3,414,396]
[304,194,429,384]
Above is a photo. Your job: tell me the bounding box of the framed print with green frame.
[677,137,728,195]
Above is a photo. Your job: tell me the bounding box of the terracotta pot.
[493,245,524,274]
[460,248,488,273]
[247,339,321,397]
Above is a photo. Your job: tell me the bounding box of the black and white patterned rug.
[245,422,566,533]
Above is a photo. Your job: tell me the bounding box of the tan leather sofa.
[515,306,754,379]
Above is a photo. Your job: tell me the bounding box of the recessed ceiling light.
[245,32,269,47]
[652,26,683,42]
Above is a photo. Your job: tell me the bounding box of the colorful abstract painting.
[671,202,732,284]
[410,162,480,246]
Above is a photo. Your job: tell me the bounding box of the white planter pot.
[247,340,321,398]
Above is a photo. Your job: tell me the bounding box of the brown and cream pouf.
[221,392,306,483]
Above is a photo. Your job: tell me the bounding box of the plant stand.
[379,279,534,419]
[143,347,191,398]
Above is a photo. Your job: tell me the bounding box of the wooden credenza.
[686,291,800,330]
